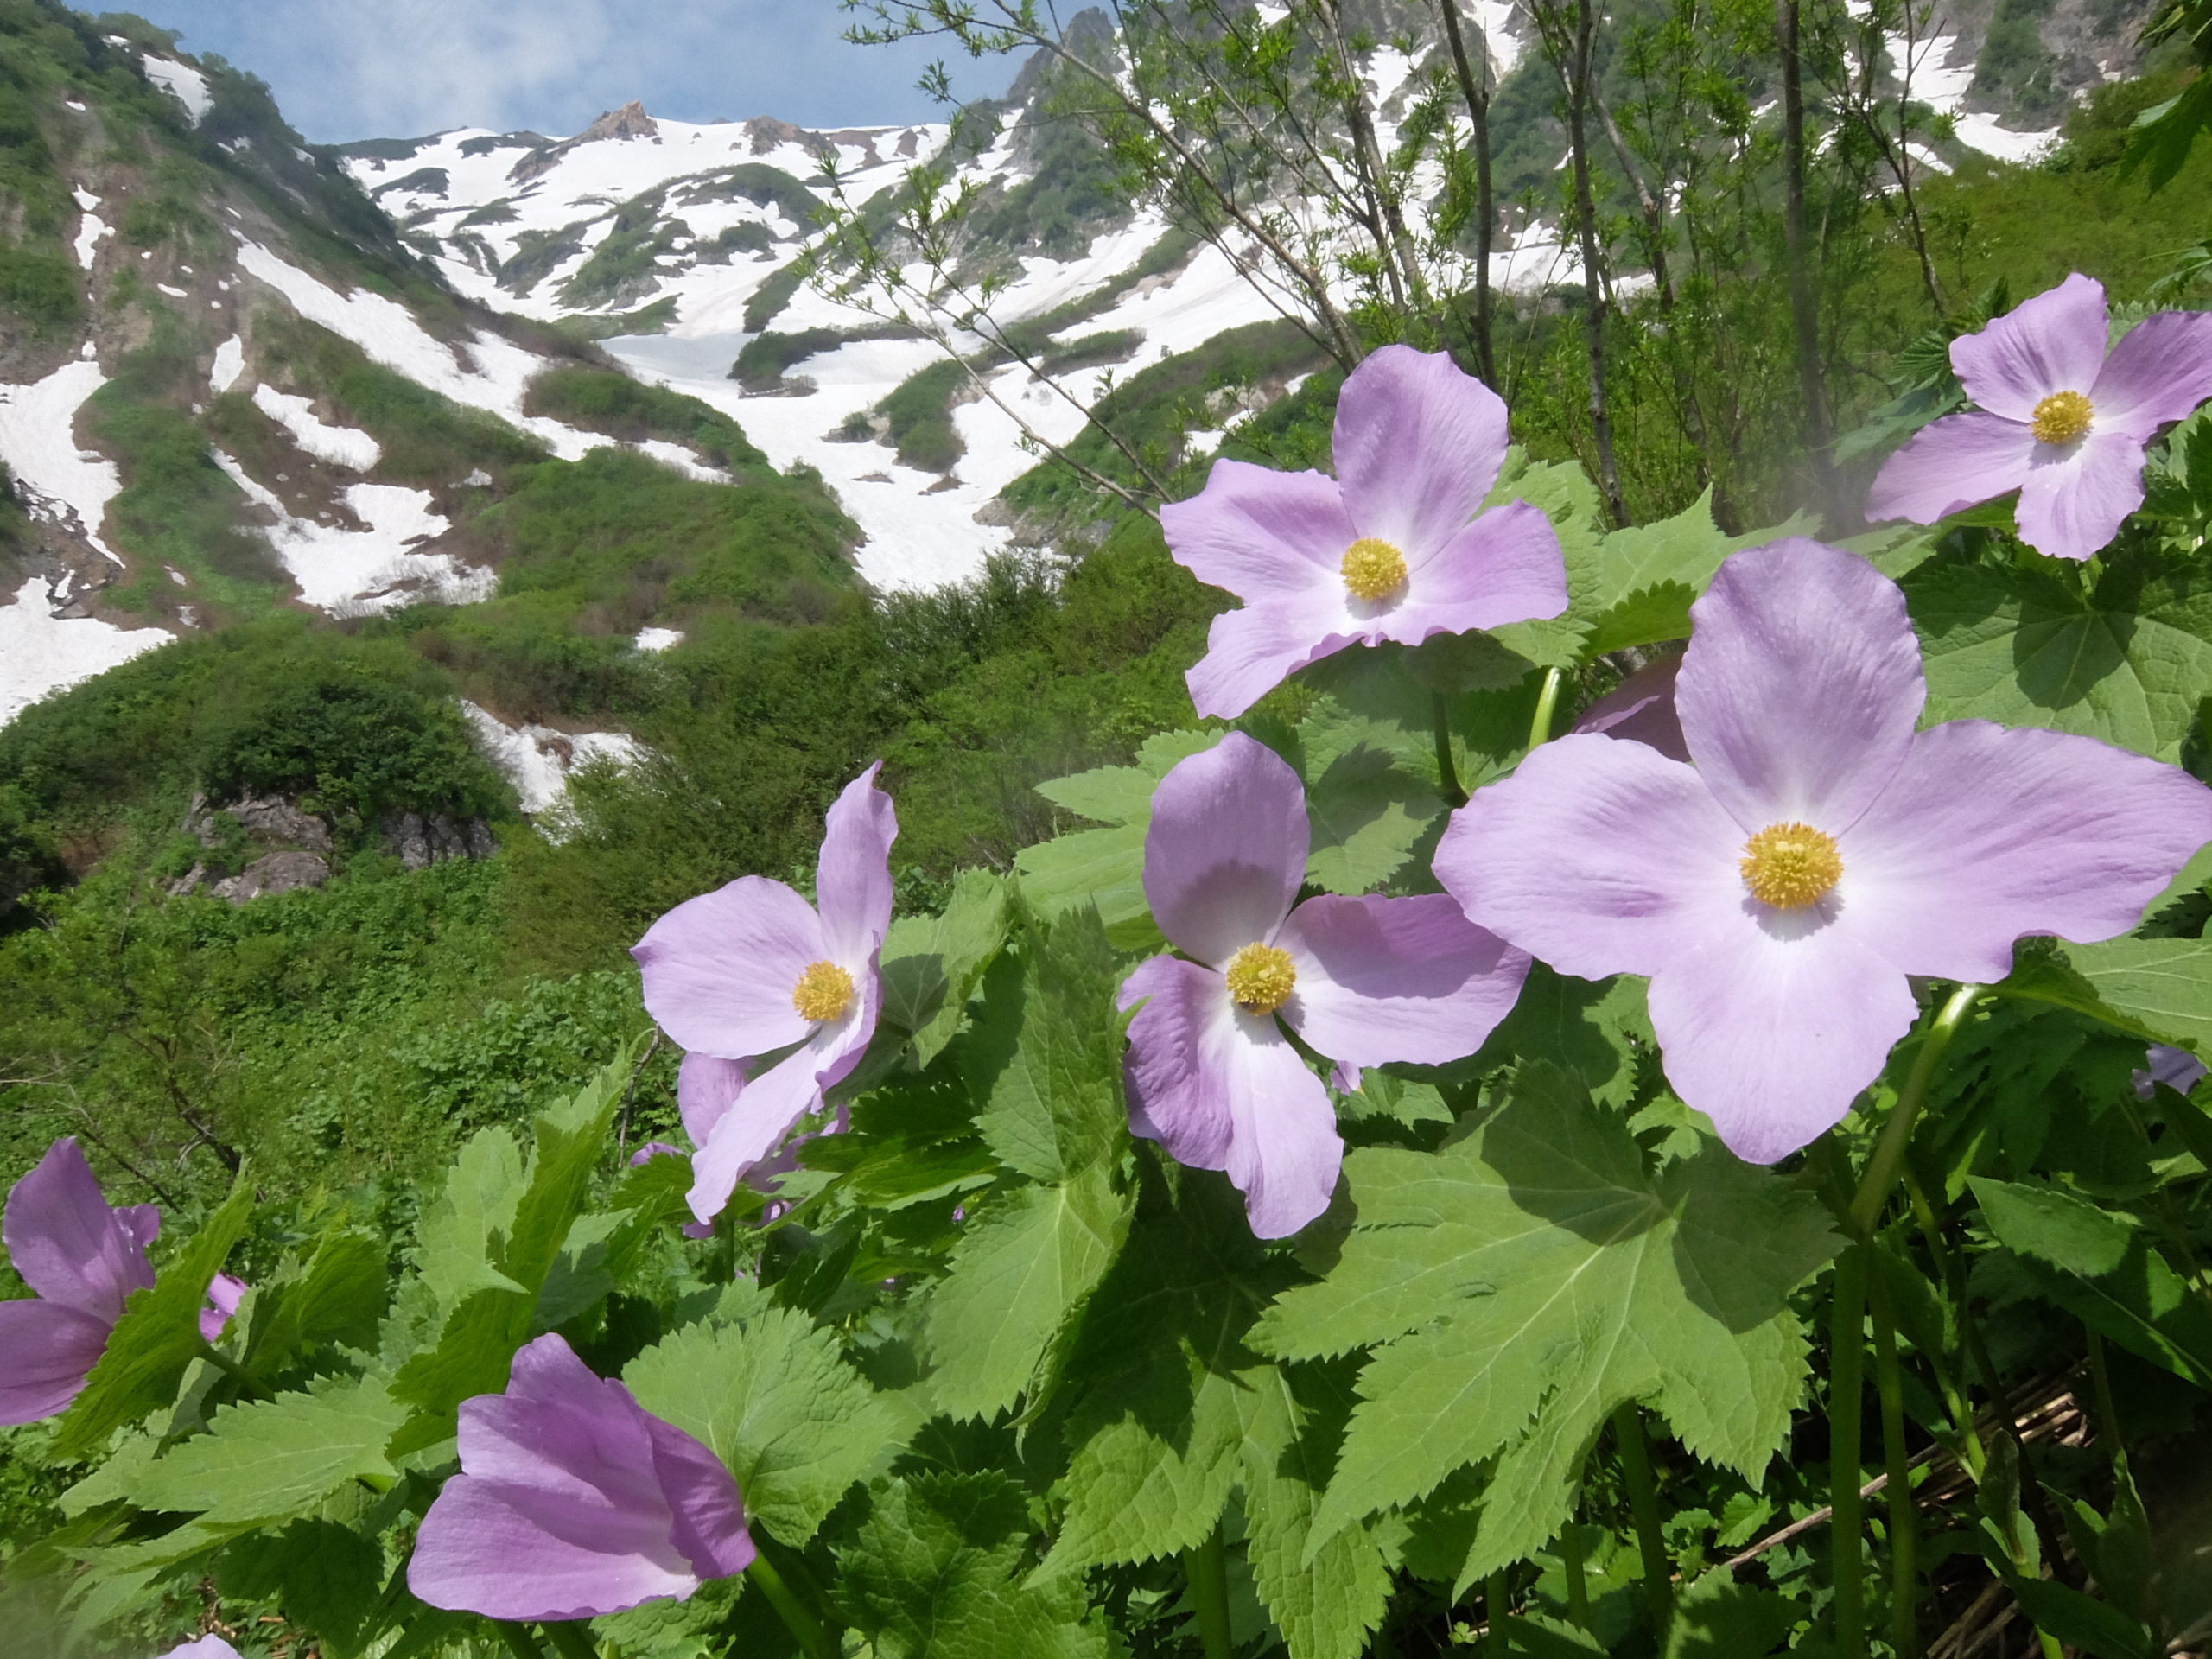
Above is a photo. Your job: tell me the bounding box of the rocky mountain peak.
[581,100,660,143]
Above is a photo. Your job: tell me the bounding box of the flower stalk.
[1611,1402,1673,1638]
[1433,691,1468,807]
[1185,1524,1235,1659]
[1527,665,1566,750]
[749,1552,838,1659]
[1829,1242,1871,1659]
[539,1623,599,1659]
[1868,1267,1919,1658]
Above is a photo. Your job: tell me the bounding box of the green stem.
[1527,665,1566,750]
[540,1623,600,1659]
[1868,1267,1919,1659]
[1433,691,1468,808]
[493,1624,548,1659]
[748,1552,836,1659]
[1852,982,1982,1234]
[1560,1511,1592,1632]
[1486,1570,1511,1651]
[1611,1402,1673,1639]
[2086,1330,2130,1488]
[1830,1243,1870,1659]
[1185,1524,1235,1659]
[1902,1173,1989,1481]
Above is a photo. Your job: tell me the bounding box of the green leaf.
[880,870,1015,1065]
[1255,1065,1837,1582]
[624,1304,897,1544]
[837,1472,1111,1659]
[1486,454,1608,671]
[1241,1360,1393,1659]
[245,1230,389,1375]
[1300,733,1444,895]
[1904,556,2212,761]
[2008,1580,2157,1659]
[1998,934,2212,1053]
[923,1165,1131,1422]
[1577,489,1815,658]
[417,1126,528,1311]
[1039,1177,1295,1577]
[54,1172,256,1459]
[391,1047,634,1449]
[1014,730,1218,948]
[124,1374,405,1525]
[218,1518,389,1659]
[1662,1571,1802,1657]
[1971,1178,2212,1389]
[1967,1178,2137,1277]
[1472,965,1651,1109]
[963,909,1128,1184]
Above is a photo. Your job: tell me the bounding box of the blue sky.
[134,0,1014,143]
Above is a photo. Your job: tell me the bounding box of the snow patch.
[0,362,124,564]
[0,575,168,729]
[142,56,210,123]
[215,454,491,613]
[251,385,382,470]
[461,701,645,817]
[211,335,245,393]
[634,626,683,652]
[71,190,109,270]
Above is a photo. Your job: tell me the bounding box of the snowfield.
[0,575,169,728]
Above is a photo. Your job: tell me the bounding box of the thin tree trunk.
[1326,0,1432,315]
[1777,0,1835,499]
[1437,0,1498,382]
[1564,0,1626,523]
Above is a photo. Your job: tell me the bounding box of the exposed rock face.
[382,810,497,871]
[582,100,659,143]
[195,791,334,854]
[209,850,330,902]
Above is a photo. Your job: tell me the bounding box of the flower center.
[1341,537,1409,602]
[2030,390,2093,447]
[1739,822,1844,909]
[1224,942,1297,1015]
[791,960,855,1023]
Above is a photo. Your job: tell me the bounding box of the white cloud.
[154,0,1009,141]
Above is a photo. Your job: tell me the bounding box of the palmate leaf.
[218,1519,390,1659]
[1904,555,2212,762]
[923,1166,1131,1423]
[124,1373,406,1526]
[837,1472,1111,1659]
[1253,1065,1836,1584]
[1999,934,2212,1055]
[54,1172,257,1459]
[879,869,1014,1066]
[624,1304,898,1545]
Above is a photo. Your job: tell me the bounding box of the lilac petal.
[1435,733,1743,980]
[1333,346,1509,562]
[1186,600,1363,721]
[159,1641,244,1659]
[0,1298,111,1424]
[816,763,897,967]
[1141,733,1306,966]
[1274,894,1529,1068]
[2136,1044,2208,1101]
[2013,430,2146,563]
[3,1139,155,1322]
[1839,720,2212,982]
[1118,955,1340,1237]
[1117,954,1236,1171]
[1951,273,2110,421]
[406,1472,700,1620]
[683,1046,829,1224]
[1380,499,1569,641]
[198,1273,248,1344]
[1866,410,2039,525]
[1573,652,1688,763]
[1649,912,1919,1163]
[632,876,826,1060]
[1159,460,1359,602]
[1675,541,1924,832]
[643,1414,757,1580]
[2094,309,2212,439]
[629,1141,684,1166]
[677,1051,748,1152]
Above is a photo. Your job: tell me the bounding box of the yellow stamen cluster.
[1341,537,1409,603]
[791,959,855,1023]
[1739,822,1844,910]
[2030,390,2094,447]
[1224,942,1298,1015]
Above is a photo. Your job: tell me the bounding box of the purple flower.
[0,1138,158,1425]
[1160,345,1568,719]
[406,1333,755,1622]
[197,1273,247,1344]
[633,765,896,1225]
[1868,274,2212,562]
[627,1142,685,1167]
[1118,733,1530,1236]
[157,1640,242,1658]
[2135,1043,2208,1102]
[1572,652,1688,762]
[1436,539,2212,1163]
